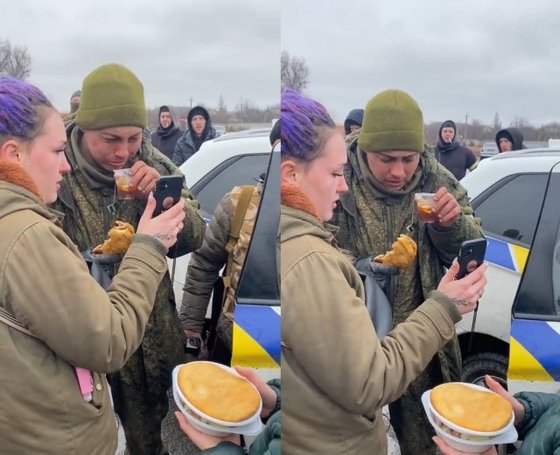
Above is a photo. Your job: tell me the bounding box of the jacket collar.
[281,183,321,221]
[0,161,41,198]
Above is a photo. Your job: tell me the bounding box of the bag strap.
[0,306,37,339]
[224,185,254,277]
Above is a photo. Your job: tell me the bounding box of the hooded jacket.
[281,184,462,454]
[434,120,477,180]
[0,162,168,454]
[495,127,526,152]
[173,106,218,166]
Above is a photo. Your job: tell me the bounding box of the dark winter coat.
[434,121,477,180]
[151,124,183,160]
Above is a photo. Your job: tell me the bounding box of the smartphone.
[153,175,184,217]
[456,238,487,279]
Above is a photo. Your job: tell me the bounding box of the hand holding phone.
[153,175,184,217]
[456,238,487,279]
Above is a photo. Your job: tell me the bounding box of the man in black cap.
[173,105,218,166]
[150,105,183,161]
[434,119,477,180]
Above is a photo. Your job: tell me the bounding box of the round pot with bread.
[422,382,518,453]
[172,361,264,436]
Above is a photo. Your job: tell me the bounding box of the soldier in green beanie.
[331,89,484,455]
[53,63,206,455]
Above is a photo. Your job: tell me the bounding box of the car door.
[230,146,280,381]
[508,162,560,394]
[459,172,550,385]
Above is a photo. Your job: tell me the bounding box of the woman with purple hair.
[280,89,488,454]
[0,76,186,455]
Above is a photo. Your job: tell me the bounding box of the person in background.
[54,63,206,455]
[330,89,485,455]
[151,105,183,161]
[280,88,487,454]
[175,367,280,455]
[495,127,526,153]
[70,89,81,114]
[434,375,560,455]
[173,105,218,166]
[0,76,185,455]
[434,119,478,180]
[344,108,364,136]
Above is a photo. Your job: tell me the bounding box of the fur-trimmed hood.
[0,161,56,223]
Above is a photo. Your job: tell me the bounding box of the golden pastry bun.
[430,383,512,432]
[92,221,135,255]
[177,362,261,423]
[374,234,417,268]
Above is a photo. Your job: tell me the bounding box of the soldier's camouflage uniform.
[53,122,205,455]
[331,140,484,455]
[180,184,261,359]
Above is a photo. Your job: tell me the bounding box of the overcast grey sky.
[283,0,560,126]
[2,0,279,113]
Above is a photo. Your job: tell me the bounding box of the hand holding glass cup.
[113,168,136,200]
[414,192,438,223]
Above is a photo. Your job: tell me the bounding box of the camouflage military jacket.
[53,123,206,395]
[331,142,484,380]
[180,184,261,348]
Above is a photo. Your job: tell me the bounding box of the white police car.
[459,148,560,394]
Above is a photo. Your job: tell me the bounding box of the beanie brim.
[76,104,147,130]
[358,130,424,153]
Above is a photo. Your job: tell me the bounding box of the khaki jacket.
[0,163,168,454]
[281,186,462,454]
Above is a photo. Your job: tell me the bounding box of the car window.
[236,149,280,306]
[473,174,548,247]
[192,154,270,215]
[512,171,560,318]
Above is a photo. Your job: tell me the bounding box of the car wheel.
[462,352,508,388]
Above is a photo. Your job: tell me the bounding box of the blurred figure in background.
[495,127,526,153]
[173,105,218,166]
[344,107,364,145]
[151,105,183,161]
[69,89,81,113]
[434,119,477,180]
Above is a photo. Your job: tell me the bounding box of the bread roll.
[374,234,417,268]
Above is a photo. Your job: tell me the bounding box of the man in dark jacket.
[496,127,526,152]
[434,120,477,180]
[173,105,218,166]
[151,105,183,160]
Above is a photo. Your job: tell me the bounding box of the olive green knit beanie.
[75,63,147,130]
[358,89,424,153]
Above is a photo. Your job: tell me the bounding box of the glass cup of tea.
[414,192,438,223]
[113,168,135,200]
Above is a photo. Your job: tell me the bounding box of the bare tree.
[0,40,31,80]
[281,51,309,92]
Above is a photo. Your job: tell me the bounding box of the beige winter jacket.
[0,163,168,455]
[281,185,462,454]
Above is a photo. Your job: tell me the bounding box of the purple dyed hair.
[281,89,336,162]
[0,76,53,144]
